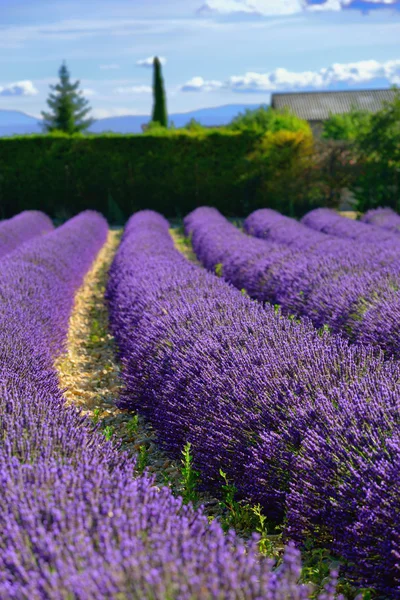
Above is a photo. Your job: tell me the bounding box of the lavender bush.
[245,208,355,255]
[185,206,400,358]
[245,208,400,269]
[0,210,325,599]
[301,207,399,244]
[0,209,53,259]
[107,209,400,595]
[361,206,400,234]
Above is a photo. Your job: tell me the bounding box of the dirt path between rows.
[55,227,223,520]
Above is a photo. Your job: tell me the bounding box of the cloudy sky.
[1,0,399,120]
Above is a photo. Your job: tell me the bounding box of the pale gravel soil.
[169,227,201,263]
[338,211,360,220]
[54,227,226,521]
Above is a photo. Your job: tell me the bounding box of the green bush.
[354,88,400,211]
[322,87,400,211]
[322,108,372,141]
[240,129,329,217]
[228,105,312,136]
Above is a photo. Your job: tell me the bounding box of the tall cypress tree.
[151,57,168,127]
[41,61,94,134]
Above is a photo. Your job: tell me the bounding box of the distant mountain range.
[0,104,265,137]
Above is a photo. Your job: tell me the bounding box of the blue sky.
[1,0,399,120]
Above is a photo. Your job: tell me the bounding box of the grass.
[169,226,200,263]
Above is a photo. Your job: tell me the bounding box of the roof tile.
[271,89,397,120]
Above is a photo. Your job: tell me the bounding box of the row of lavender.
[246,207,400,278]
[247,207,400,256]
[0,210,54,258]
[107,209,400,596]
[361,206,400,233]
[303,206,400,242]
[0,211,323,599]
[254,206,400,355]
[184,206,400,358]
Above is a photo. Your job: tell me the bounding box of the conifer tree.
[41,61,94,134]
[151,57,168,127]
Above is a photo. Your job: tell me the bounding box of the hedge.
[0,130,334,222]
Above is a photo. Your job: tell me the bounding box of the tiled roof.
[271,89,397,121]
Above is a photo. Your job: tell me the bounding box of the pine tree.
[41,61,94,134]
[151,57,168,127]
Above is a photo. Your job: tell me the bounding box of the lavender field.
[1,205,399,599]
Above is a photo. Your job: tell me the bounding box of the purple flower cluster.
[0,210,54,259]
[245,208,400,270]
[0,211,320,599]
[107,209,400,595]
[301,207,399,244]
[361,206,400,234]
[185,206,400,358]
[245,208,350,255]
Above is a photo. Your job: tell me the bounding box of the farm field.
[1,206,400,599]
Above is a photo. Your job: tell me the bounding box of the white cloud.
[80,88,97,96]
[114,85,152,94]
[26,112,43,120]
[0,80,39,97]
[198,0,305,15]
[228,68,325,90]
[99,64,120,70]
[321,59,400,85]
[181,58,400,93]
[197,0,399,15]
[136,56,167,68]
[181,76,224,92]
[91,107,145,119]
[306,0,342,11]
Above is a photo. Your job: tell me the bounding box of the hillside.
[0,104,264,137]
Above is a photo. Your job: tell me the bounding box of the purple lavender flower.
[361,207,400,234]
[301,207,399,244]
[0,209,326,599]
[185,206,400,359]
[107,208,400,595]
[0,210,53,259]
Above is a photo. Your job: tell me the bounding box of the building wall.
[309,120,324,137]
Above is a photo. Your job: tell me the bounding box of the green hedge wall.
[0,130,327,222]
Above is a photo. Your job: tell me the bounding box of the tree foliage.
[353,88,399,211]
[241,129,318,216]
[322,106,372,141]
[41,61,94,134]
[357,88,400,167]
[183,118,205,131]
[151,57,168,128]
[321,87,400,211]
[227,105,311,135]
